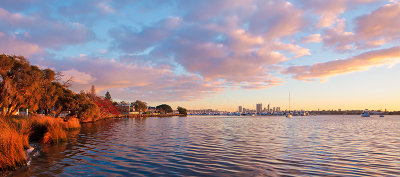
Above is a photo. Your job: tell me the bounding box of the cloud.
[355,2,400,43]
[0,0,43,11]
[300,0,379,28]
[61,69,96,84]
[302,34,322,43]
[0,32,41,57]
[5,0,397,104]
[283,46,400,80]
[321,2,400,51]
[110,17,182,53]
[110,1,307,89]
[33,56,223,102]
[271,41,311,58]
[0,8,93,49]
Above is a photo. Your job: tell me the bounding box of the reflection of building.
[239,106,243,112]
[256,103,262,113]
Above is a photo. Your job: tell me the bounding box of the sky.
[1,0,400,111]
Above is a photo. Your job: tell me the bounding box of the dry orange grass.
[0,115,80,171]
[63,118,81,130]
[30,116,67,144]
[0,117,27,171]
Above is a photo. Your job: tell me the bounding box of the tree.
[133,100,147,113]
[38,69,58,115]
[177,106,187,116]
[90,85,96,96]
[105,91,111,100]
[156,104,173,114]
[0,55,43,116]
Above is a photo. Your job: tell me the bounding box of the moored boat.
[361,110,370,117]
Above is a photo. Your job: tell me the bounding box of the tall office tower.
[239,106,243,112]
[277,107,280,112]
[256,103,262,113]
[273,107,276,112]
[268,104,270,112]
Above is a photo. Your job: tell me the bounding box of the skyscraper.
[268,104,270,112]
[256,103,262,113]
[239,106,243,112]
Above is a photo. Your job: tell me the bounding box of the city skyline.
[1,1,399,112]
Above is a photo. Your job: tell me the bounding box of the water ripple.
[11,115,400,176]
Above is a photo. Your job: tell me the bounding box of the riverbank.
[0,116,80,171]
[0,114,184,171]
[116,114,185,118]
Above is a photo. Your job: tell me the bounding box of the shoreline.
[0,114,185,173]
[115,114,185,118]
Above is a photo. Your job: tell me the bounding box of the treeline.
[0,54,118,122]
[115,100,187,116]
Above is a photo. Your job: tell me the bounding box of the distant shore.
[115,114,186,118]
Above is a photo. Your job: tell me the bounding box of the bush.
[0,115,81,171]
[30,116,67,144]
[0,117,27,171]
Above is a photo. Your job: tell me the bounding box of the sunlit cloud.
[0,0,399,105]
[284,46,400,80]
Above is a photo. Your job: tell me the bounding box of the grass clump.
[0,115,81,171]
[63,118,81,131]
[30,116,67,144]
[0,117,27,171]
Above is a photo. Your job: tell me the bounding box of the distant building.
[256,103,262,113]
[276,107,280,112]
[273,107,276,112]
[147,106,156,113]
[268,104,270,112]
[239,106,243,112]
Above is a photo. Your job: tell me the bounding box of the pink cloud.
[283,46,400,80]
[302,34,322,43]
[247,1,305,38]
[110,1,309,90]
[355,2,400,42]
[0,32,41,57]
[33,56,224,102]
[0,8,92,49]
[321,2,400,51]
[301,0,380,28]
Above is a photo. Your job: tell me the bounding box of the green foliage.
[156,104,173,114]
[105,91,111,100]
[177,106,187,116]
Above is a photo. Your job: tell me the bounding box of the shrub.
[0,115,80,171]
[0,117,26,170]
[30,116,67,144]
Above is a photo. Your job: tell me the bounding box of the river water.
[11,115,400,176]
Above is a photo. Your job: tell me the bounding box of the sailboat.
[286,92,293,118]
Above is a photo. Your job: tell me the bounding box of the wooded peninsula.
[0,54,187,171]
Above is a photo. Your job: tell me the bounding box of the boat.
[361,110,370,117]
[286,92,292,118]
[380,115,384,117]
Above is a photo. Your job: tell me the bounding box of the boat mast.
[289,91,290,112]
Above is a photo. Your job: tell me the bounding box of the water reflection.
[12,115,400,176]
